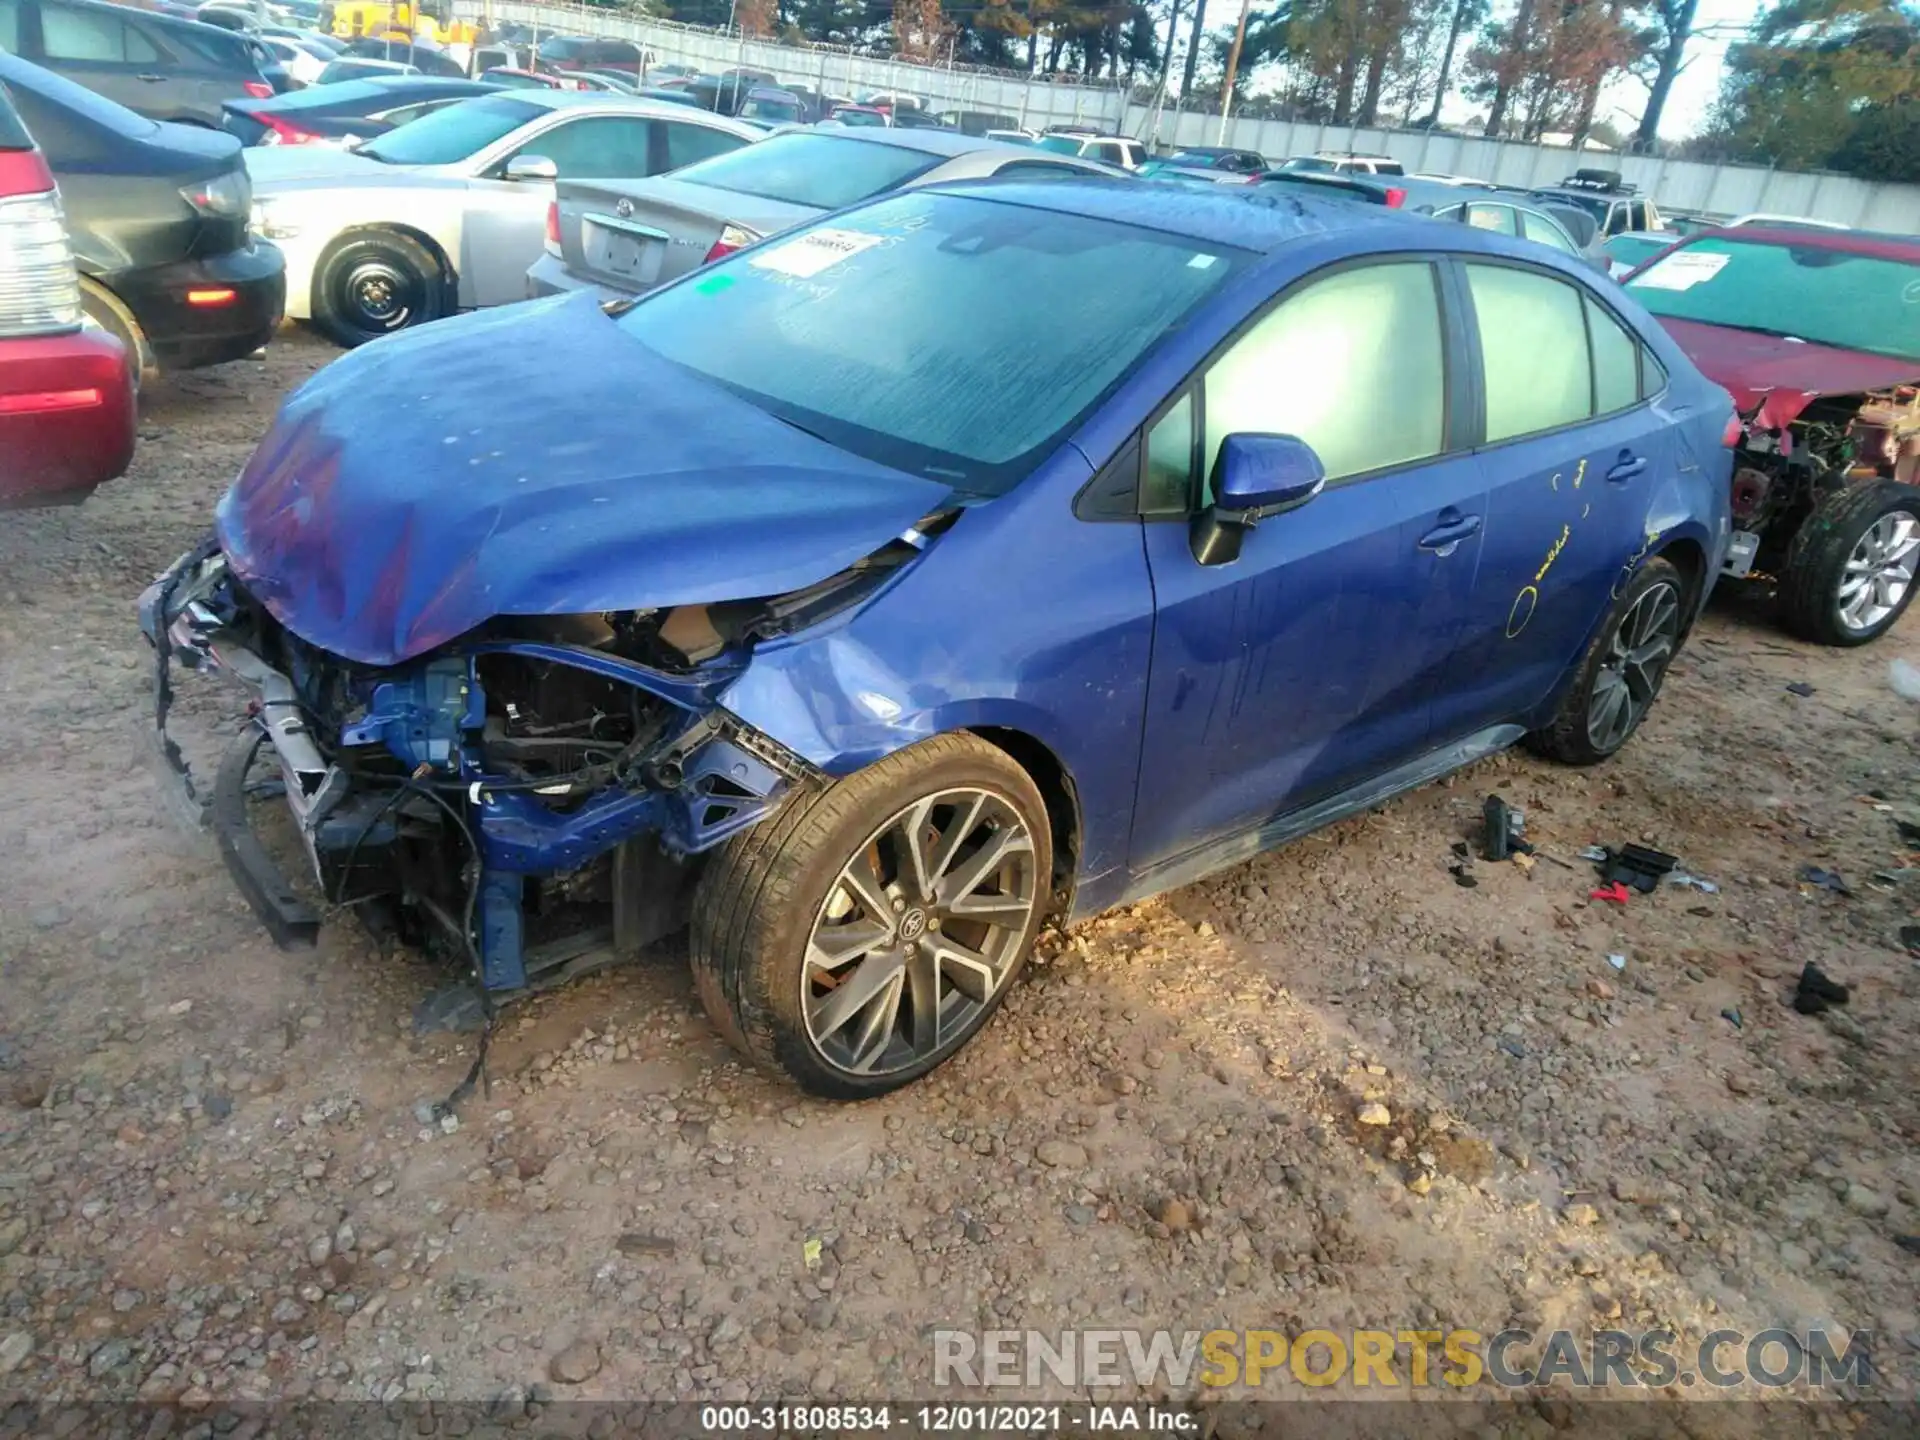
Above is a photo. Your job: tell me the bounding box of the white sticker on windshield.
[748,228,884,279]
[1629,250,1730,291]
[1188,253,1219,269]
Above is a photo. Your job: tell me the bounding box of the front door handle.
[136,72,166,82]
[1607,453,1648,483]
[1418,513,1483,555]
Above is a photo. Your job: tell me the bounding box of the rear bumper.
[0,327,136,507]
[525,249,630,304]
[109,240,287,370]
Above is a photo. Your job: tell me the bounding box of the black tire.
[312,230,448,348]
[1529,556,1685,766]
[79,279,153,393]
[1779,481,1920,647]
[690,733,1053,1099]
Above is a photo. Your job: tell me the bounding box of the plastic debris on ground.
[1606,953,1626,971]
[1590,882,1632,905]
[1785,681,1816,697]
[1792,962,1852,1016]
[1799,866,1853,896]
[1721,1007,1743,1030]
[1603,844,1680,893]
[1668,871,1720,894]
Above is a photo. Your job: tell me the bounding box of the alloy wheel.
[1587,580,1681,752]
[802,787,1039,1078]
[1836,511,1919,635]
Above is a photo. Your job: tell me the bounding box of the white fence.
[458,0,1920,232]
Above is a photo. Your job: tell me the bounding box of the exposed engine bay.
[138,525,944,1017]
[1727,385,1920,573]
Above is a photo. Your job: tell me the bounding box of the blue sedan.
[142,180,1734,1097]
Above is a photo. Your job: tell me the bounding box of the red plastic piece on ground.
[1589,883,1632,905]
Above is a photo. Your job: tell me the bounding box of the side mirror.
[504,154,558,183]
[1191,433,1326,567]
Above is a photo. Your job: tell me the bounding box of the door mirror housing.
[1191,433,1327,566]
[504,154,558,183]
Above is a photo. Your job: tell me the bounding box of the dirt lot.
[2,332,1918,1436]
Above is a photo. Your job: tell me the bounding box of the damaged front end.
[138,542,842,1013]
[1725,384,1920,575]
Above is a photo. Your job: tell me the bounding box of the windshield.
[1606,234,1669,269]
[1035,135,1084,155]
[742,97,800,122]
[1628,236,1920,363]
[357,95,541,164]
[615,191,1243,493]
[670,132,941,209]
[1278,156,1333,172]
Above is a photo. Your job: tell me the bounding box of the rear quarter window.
[0,81,31,149]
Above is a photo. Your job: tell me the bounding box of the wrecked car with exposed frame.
[145,178,1730,1098]
[1625,225,1920,646]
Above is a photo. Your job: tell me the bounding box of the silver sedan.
[247,91,763,347]
[527,127,1122,303]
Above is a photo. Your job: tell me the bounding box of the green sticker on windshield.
[694,273,736,296]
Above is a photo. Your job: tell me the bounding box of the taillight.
[544,199,560,254]
[1383,186,1406,208]
[243,80,274,99]
[0,151,84,340]
[181,169,252,219]
[258,113,322,146]
[703,223,757,265]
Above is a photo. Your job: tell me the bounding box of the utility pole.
[1215,0,1251,144]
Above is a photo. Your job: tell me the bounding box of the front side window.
[1203,262,1446,485]
[617,190,1243,494]
[1627,235,1920,363]
[41,4,133,61]
[666,132,941,209]
[357,95,542,164]
[1467,264,1591,441]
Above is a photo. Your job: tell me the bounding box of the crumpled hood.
[1656,317,1920,421]
[215,291,952,666]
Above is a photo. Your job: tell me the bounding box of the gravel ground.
[2,332,1918,1436]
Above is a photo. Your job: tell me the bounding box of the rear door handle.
[1607,453,1648,483]
[1418,513,1483,555]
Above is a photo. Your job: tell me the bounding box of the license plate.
[584,217,663,286]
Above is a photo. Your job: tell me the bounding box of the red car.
[1624,226,1920,645]
[0,86,134,508]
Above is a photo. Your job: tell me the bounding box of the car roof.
[928,175,1428,253]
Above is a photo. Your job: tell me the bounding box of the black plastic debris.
[1496,1036,1526,1059]
[1896,1235,1920,1258]
[1451,865,1479,889]
[1799,866,1853,896]
[1896,819,1920,847]
[1785,682,1816,697]
[1901,925,1920,954]
[1483,796,1515,861]
[1602,844,1680,894]
[1721,1007,1743,1030]
[1792,962,1852,1015]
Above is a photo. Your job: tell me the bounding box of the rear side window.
[1467,264,1597,441]
[1204,261,1446,484]
[1520,209,1577,254]
[1372,160,1405,175]
[0,76,30,148]
[663,119,743,170]
[0,0,17,52]
[1587,296,1641,414]
[667,132,941,209]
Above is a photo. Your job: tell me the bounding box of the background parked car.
[220,74,501,146]
[1275,151,1405,175]
[1427,195,1606,271]
[1034,131,1146,168]
[0,72,134,507]
[529,128,1121,304]
[1624,225,1920,645]
[1146,145,1267,175]
[341,34,464,77]
[535,34,648,76]
[256,33,328,87]
[0,0,275,125]
[1528,168,1660,238]
[316,57,418,84]
[247,90,762,345]
[1,53,285,379]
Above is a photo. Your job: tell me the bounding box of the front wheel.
[312,231,447,348]
[1780,481,1920,647]
[1529,556,1685,766]
[690,733,1052,1099]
